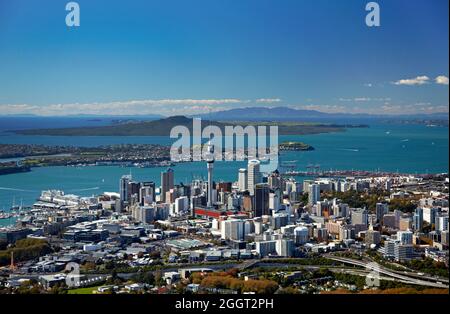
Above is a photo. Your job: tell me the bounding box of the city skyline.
[0,0,448,298]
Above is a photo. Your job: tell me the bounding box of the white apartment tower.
[238,168,248,192]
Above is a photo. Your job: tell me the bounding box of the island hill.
[279,141,314,151]
[12,116,368,136]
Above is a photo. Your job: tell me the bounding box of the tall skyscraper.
[269,192,280,212]
[128,181,140,205]
[423,207,438,224]
[160,168,174,203]
[120,174,132,204]
[413,207,424,231]
[268,170,282,189]
[376,203,389,223]
[238,168,248,192]
[248,159,261,195]
[254,183,269,217]
[308,184,320,205]
[435,215,449,232]
[205,141,215,207]
[294,226,309,245]
[139,181,155,205]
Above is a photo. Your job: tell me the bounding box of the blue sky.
[0,0,448,116]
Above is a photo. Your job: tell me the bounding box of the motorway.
[6,257,448,289]
[325,255,449,289]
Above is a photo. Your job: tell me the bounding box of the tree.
[0,238,53,267]
[149,251,161,259]
[154,270,164,286]
[133,272,155,285]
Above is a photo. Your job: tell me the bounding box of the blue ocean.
[0,117,448,226]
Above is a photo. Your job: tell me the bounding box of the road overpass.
[326,255,449,289]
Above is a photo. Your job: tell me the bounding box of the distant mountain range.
[193,106,449,122]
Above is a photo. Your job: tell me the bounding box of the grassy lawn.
[68,285,102,294]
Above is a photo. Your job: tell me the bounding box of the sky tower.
[205,140,215,207]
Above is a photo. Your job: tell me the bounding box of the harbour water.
[1,121,448,226]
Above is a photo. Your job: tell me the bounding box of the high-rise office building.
[128,181,140,204]
[238,168,248,192]
[413,207,424,231]
[316,200,332,217]
[276,239,294,257]
[441,230,449,246]
[221,219,245,241]
[255,240,277,257]
[423,207,438,224]
[314,228,328,242]
[132,206,155,224]
[160,168,174,203]
[334,203,349,218]
[397,230,413,245]
[269,192,280,212]
[308,184,320,205]
[272,212,289,229]
[384,240,414,262]
[365,225,381,246]
[119,174,132,204]
[294,226,309,245]
[248,159,261,195]
[435,215,449,232]
[254,183,269,217]
[351,208,368,226]
[394,243,414,262]
[268,170,282,190]
[139,181,155,205]
[399,216,412,231]
[375,203,389,223]
[174,196,189,215]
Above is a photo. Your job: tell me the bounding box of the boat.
[10,197,23,212]
[10,197,20,211]
[0,212,13,219]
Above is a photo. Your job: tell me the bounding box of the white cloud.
[255,98,282,103]
[338,97,391,102]
[0,99,244,116]
[393,75,430,86]
[381,103,449,114]
[0,98,281,116]
[353,97,371,102]
[435,75,449,85]
[296,102,448,115]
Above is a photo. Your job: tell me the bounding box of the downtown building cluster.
[1,151,448,292]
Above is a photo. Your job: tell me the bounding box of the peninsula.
[11,116,368,136]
